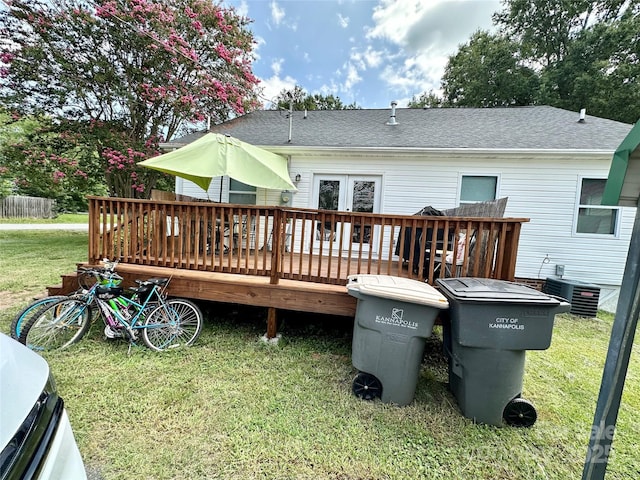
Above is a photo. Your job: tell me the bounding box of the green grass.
[0,230,88,303]
[1,230,638,479]
[0,213,88,223]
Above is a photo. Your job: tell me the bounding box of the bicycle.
[18,263,203,352]
[9,262,114,339]
[11,295,69,340]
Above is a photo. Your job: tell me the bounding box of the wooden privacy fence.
[1,195,55,218]
[87,196,529,286]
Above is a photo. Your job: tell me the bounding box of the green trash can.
[436,278,570,427]
[347,275,449,406]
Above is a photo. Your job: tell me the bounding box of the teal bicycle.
[9,265,110,340]
[18,262,203,352]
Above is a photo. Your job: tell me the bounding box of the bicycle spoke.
[20,299,91,351]
[142,299,202,351]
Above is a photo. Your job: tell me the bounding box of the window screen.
[576,179,618,235]
[460,176,497,203]
[229,179,256,205]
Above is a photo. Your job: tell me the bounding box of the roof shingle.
[174,106,633,151]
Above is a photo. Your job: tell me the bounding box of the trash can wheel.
[503,398,537,427]
[352,372,382,401]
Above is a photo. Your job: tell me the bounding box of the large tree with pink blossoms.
[0,0,260,198]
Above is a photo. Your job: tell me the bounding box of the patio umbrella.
[138,133,297,193]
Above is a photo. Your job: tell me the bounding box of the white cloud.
[364,0,499,100]
[338,13,349,28]
[351,45,385,69]
[251,34,265,61]
[343,62,363,91]
[363,47,384,68]
[271,58,284,77]
[378,50,448,99]
[234,0,249,18]
[270,0,285,26]
[256,58,297,107]
[367,0,499,53]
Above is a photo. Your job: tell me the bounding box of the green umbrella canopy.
[139,133,297,192]
[602,120,640,207]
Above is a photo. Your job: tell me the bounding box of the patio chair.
[316,220,337,241]
[434,231,477,277]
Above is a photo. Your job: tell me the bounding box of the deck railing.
[88,197,529,286]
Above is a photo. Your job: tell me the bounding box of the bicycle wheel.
[10,295,68,339]
[18,298,93,351]
[142,298,203,352]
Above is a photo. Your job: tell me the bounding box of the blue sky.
[223,0,501,108]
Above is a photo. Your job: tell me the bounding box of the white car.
[0,333,87,479]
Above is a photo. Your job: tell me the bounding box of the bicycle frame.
[92,276,176,343]
[97,286,162,334]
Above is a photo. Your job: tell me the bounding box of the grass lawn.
[0,212,89,224]
[1,230,638,479]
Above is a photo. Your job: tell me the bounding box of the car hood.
[0,333,49,449]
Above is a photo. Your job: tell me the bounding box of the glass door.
[345,176,381,254]
[313,175,346,253]
[312,175,381,254]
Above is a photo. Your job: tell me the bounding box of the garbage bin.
[436,278,570,427]
[346,274,449,406]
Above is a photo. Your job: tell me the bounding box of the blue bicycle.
[9,265,109,339]
[18,263,203,352]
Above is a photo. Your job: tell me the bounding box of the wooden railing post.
[88,197,96,263]
[269,207,282,285]
[498,223,522,281]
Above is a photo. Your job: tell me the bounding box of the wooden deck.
[50,197,529,336]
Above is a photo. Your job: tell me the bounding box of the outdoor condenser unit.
[543,277,600,318]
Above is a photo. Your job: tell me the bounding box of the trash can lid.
[347,274,449,309]
[436,277,562,305]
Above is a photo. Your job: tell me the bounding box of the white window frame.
[574,176,620,237]
[458,174,500,205]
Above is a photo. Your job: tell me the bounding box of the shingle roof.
[172,106,633,151]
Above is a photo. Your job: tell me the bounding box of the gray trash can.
[436,278,570,427]
[347,274,449,406]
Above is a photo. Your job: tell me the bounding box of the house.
[164,105,635,311]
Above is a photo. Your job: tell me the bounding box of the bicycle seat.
[135,277,169,287]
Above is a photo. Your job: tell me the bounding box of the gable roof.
[169,106,632,152]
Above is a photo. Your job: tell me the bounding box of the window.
[229,179,256,205]
[576,178,618,235]
[460,175,497,203]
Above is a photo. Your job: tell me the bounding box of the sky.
[223,0,502,109]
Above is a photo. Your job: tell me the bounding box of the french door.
[312,174,381,254]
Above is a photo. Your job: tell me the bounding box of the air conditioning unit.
[543,277,600,318]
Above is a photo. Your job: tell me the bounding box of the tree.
[441,30,539,107]
[412,1,638,123]
[493,0,639,123]
[271,86,359,110]
[0,115,108,210]
[538,8,640,123]
[407,90,444,109]
[0,0,260,197]
[493,0,631,67]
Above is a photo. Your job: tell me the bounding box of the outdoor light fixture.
[294,174,301,183]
